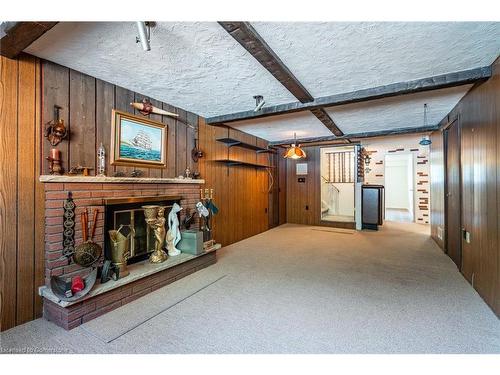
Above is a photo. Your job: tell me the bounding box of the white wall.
[332,183,355,216]
[385,156,410,209]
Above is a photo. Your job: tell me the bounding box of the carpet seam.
[88,274,228,344]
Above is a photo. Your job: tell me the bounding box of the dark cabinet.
[362,184,384,230]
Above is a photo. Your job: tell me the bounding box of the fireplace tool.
[108,224,134,278]
[73,208,102,267]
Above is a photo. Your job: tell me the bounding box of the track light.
[253,95,265,112]
[136,22,151,51]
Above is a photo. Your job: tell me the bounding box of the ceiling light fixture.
[419,103,432,146]
[136,22,151,51]
[253,95,265,112]
[284,133,306,159]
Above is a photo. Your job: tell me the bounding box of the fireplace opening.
[104,196,181,264]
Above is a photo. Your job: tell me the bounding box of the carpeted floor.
[1,222,499,354]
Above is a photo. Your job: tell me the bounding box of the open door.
[444,119,462,268]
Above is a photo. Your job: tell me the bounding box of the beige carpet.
[1,222,499,354]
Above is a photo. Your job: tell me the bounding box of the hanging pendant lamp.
[419,103,432,146]
[284,133,306,159]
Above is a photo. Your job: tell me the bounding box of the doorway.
[320,145,356,222]
[444,119,462,269]
[384,153,414,223]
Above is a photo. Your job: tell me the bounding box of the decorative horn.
[130,98,179,118]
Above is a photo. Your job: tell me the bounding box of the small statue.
[143,206,168,263]
[167,203,182,256]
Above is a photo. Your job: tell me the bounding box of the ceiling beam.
[218,21,343,137]
[218,21,314,103]
[0,22,58,59]
[269,124,441,146]
[206,66,492,125]
[310,108,343,136]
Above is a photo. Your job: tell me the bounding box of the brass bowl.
[73,241,102,267]
[142,205,159,220]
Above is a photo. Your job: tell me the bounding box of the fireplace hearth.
[39,177,219,330]
[104,196,181,264]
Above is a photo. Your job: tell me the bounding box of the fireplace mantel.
[39,175,205,184]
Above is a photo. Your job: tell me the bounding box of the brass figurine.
[142,205,168,263]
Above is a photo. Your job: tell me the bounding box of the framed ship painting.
[110,110,167,168]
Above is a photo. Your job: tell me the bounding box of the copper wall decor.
[44,105,68,146]
[191,138,204,162]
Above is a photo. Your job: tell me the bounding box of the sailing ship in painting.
[120,120,162,162]
[131,130,152,150]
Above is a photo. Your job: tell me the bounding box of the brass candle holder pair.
[142,205,168,263]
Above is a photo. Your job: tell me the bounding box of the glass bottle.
[97,143,106,176]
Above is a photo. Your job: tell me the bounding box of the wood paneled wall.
[198,121,271,246]
[0,54,45,331]
[42,60,199,178]
[0,58,275,331]
[429,131,445,250]
[430,57,500,316]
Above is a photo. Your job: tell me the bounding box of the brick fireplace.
[39,176,218,329]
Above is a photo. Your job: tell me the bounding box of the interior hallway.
[1,223,499,354]
[385,208,414,223]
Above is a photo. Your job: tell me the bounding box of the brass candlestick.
[142,205,168,263]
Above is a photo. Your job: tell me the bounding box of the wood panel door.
[445,120,462,269]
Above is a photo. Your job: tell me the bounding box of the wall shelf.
[213,159,273,169]
[216,137,276,154]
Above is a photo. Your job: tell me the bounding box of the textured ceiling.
[325,85,472,134]
[230,85,472,141]
[229,111,332,141]
[24,22,500,141]
[25,22,296,117]
[253,22,500,98]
